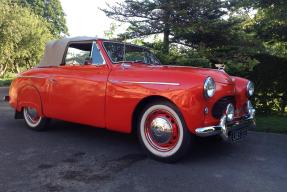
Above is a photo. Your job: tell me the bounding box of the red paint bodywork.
[8,39,250,134]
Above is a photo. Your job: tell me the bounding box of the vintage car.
[4,37,256,162]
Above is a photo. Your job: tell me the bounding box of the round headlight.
[247,81,254,97]
[204,77,216,98]
[226,103,235,122]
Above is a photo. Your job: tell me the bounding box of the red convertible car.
[4,37,256,162]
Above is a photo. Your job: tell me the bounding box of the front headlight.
[247,81,254,97]
[204,77,216,98]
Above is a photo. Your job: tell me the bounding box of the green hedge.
[0,79,12,87]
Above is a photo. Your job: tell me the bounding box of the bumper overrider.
[195,101,256,141]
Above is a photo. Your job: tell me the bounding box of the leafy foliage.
[101,0,229,53]
[17,0,68,37]
[250,54,287,114]
[0,0,53,77]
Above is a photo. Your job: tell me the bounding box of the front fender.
[105,71,207,134]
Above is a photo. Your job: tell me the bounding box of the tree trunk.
[12,63,20,74]
[0,64,8,78]
[163,10,170,54]
[163,26,170,54]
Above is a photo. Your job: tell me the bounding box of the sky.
[60,0,124,38]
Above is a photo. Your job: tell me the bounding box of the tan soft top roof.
[39,36,99,67]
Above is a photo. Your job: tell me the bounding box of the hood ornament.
[215,64,226,72]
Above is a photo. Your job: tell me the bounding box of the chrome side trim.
[17,75,47,79]
[121,81,180,86]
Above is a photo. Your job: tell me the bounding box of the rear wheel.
[137,101,192,162]
[23,107,50,131]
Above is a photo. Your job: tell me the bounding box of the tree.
[233,0,287,56]
[0,1,53,77]
[101,0,229,53]
[104,22,118,39]
[17,0,68,37]
[234,0,287,114]
[234,0,287,42]
[250,54,287,114]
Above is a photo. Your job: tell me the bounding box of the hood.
[116,63,234,85]
[156,65,234,85]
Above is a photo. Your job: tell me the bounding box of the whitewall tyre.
[23,107,50,131]
[137,101,192,162]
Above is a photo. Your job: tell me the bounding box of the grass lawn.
[255,115,287,134]
[0,79,12,87]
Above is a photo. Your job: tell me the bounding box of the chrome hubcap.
[144,110,179,152]
[24,107,41,125]
[150,117,173,145]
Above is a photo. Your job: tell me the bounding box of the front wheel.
[137,101,192,162]
[23,107,50,131]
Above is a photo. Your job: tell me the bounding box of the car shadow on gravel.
[46,119,239,164]
[183,136,239,163]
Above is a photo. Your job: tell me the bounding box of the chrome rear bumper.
[195,108,256,140]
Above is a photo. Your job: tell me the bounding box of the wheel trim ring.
[24,107,42,127]
[144,110,180,152]
[140,105,184,158]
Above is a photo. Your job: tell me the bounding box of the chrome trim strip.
[121,81,180,86]
[17,75,47,79]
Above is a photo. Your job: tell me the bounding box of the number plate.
[230,127,248,141]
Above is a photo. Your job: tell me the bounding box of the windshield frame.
[102,41,161,65]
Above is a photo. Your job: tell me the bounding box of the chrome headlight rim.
[246,81,254,97]
[204,77,216,99]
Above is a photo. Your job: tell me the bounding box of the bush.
[0,1,53,78]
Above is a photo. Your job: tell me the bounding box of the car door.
[46,41,110,128]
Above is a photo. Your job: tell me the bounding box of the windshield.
[103,42,161,65]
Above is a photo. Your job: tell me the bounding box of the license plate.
[230,127,248,141]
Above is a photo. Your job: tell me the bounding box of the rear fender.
[17,85,43,116]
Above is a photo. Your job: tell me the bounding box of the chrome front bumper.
[195,108,256,140]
